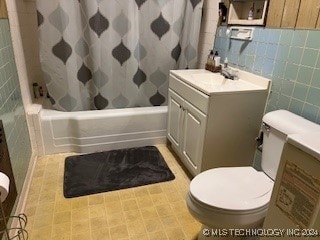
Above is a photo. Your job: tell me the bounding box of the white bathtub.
[35,103,168,155]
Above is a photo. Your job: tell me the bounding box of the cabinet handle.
[188,112,200,125]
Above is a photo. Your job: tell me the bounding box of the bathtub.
[34,102,168,155]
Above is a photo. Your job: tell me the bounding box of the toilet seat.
[189,167,274,212]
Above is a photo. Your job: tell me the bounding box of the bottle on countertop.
[214,51,221,67]
[223,57,228,68]
[207,50,215,67]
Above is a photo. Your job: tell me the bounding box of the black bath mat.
[63,146,175,198]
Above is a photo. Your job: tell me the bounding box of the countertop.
[170,69,270,95]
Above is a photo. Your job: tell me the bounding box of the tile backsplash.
[214,26,320,124]
[0,20,32,198]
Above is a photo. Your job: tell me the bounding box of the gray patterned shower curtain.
[37,0,203,111]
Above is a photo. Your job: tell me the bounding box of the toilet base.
[198,225,259,240]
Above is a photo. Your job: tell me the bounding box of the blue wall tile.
[297,66,313,85]
[301,48,318,67]
[214,27,320,125]
[0,20,32,211]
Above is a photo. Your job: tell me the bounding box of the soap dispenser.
[205,50,215,72]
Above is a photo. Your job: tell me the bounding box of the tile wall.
[214,26,320,124]
[6,0,43,108]
[6,0,42,155]
[0,19,32,199]
[197,0,220,68]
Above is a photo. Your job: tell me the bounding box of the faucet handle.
[231,69,239,80]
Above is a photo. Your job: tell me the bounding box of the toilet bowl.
[186,110,320,239]
[187,167,273,229]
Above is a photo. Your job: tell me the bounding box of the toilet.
[186,110,320,239]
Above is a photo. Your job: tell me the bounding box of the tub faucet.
[221,68,238,80]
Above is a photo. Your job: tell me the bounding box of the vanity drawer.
[169,74,209,114]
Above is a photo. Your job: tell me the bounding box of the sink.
[191,73,228,85]
[170,69,271,95]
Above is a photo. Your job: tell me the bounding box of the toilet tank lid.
[263,110,320,135]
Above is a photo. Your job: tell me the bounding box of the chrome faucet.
[220,68,238,80]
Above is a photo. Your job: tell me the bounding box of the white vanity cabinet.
[168,89,207,173]
[167,69,271,176]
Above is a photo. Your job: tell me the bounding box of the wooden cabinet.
[267,0,320,29]
[0,0,7,19]
[281,0,300,28]
[296,0,320,29]
[266,0,285,28]
[167,70,270,176]
[228,0,268,26]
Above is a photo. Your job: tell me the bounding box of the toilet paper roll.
[0,172,10,203]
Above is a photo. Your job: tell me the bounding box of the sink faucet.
[221,68,238,80]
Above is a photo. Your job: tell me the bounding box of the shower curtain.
[37,0,203,111]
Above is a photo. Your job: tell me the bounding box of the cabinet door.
[296,0,320,29]
[181,101,207,175]
[266,0,285,28]
[281,0,300,28]
[167,89,184,149]
[0,0,8,19]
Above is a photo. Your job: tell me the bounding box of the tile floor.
[24,144,201,240]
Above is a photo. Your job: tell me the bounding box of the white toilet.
[186,110,320,238]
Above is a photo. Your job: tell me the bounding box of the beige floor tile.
[71,197,89,210]
[143,217,163,233]
[119,189,135,200]
[105,201,123,214]
[53,211,71,224]
[91,227,111,240]
[52,222,71,238]
[55,200,72,212]
[124,209,143,223]
[134,186,150,197]
[25,145,197,240]
[30,225,52,240]
[176,212,199,226]
[89,204,106,218]
[165,191,182,202]
[160,215,180,228]
[140,206,159,220]
[35,202,55,216]
[109,224,129,239]
[25,205,37,217]
[150,193,168,206]
[89,194,104,206]
[121,199,139,211]
[90,216,108,231]
[71,219,90,233]
[148,185,163,195]
[183,223,201,240]
[106,211,126,227]
[52,233,71,240]
[38,189,56,203]
[104,191,120,203]
[148,230,168,240]
[165,227,187,240]
[26,193,39,207]
[136,195,154,208]
[155,204,173,217]
[72,231,92,240]
[33,213,53,228]
[127,219,147,236]
[72,207,89,220]
[130,234,149,240]
[170,200,189,214]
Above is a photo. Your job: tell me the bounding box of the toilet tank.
[261,110,320,180]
